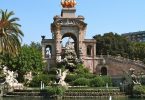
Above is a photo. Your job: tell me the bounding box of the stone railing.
[98,55,145,69]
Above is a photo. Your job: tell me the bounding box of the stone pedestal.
[61,8,76,18]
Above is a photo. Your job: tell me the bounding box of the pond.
[0,96,143,100]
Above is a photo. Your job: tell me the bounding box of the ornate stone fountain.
[55,37,82,86]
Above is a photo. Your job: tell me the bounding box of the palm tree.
[0,10,24,56]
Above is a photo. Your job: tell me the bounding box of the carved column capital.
[55,23,61,31]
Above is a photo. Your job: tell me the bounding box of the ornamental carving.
[53,19,86,28]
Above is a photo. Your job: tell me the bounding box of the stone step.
[5,89,49,97]
[64,92,125,96]
[4,88,125,97]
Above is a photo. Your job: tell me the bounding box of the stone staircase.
[4,89,48,97]
[63,87,125,99]
[4,87,125,99]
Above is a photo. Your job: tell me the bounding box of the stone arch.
[61,33,78,56]
[101,67,107,75]
[62,32,77,41]
[45,45,52,58]
[86,45,92,56]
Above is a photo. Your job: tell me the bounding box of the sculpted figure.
[56,69,68,86]
[129,68,140,85]
[3,66,23,89]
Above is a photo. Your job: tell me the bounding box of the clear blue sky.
[0,0,145,44]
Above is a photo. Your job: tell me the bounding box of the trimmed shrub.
[73,78,90,86]
[65,74,78,83]
[102,76,112,86]
[90,76,105,87]
[83,73,95,79]
[29,74,50,87]
[74,64,90,74]
[133,85,145,95]
[46,86,65,96]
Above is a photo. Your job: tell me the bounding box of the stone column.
[78,25,85,60]
[42,45,45,59]
[78,29,83,59]
[55,25,62,62]
[93,40,96,57]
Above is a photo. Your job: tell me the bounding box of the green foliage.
[65,74,79,84]
[102,76,112,86]
[1,42,45,82]
[93,32,129,56]
[29,73,50,87]
[74,64,90,74]
[73,78,90,86]
[90,76,105,87]
[0,9,24,56]
[65,63,112,87]
[93,32,145,62]
[46,86,66,96]
[65,64,95,86]
[133,85,145,95]
[47,67,57,75]
[128,42,145,61]
[0,66,4,77]
[90,76,112,87]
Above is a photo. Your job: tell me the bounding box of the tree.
[93,32,145,63]
[1,42,44,82]
[93,32,129,56]
[0,10,24,56]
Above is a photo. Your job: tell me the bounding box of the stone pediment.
[51,18,87,30]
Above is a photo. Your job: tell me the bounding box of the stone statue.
[61,0,76,8]
[3,66,23,89]
[24,71,33,85]
[56,69,68,86]
[46,49,51,58]
[129,68,140,85]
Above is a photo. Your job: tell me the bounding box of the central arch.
[61,33,78,57]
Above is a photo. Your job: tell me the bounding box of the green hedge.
[72,78,90,86]
[133,85,145,95]
[89,76,112,87]
[29,74,51,87]
[90,76,105,87]
[46,86,65,96]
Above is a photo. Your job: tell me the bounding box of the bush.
[29,74,50,87]
[74,64,90,74]
[90,76,105,87]
[46,86,65,96]
[65,74,78,84]
[83,73,95,79]
[73,78,90,86]
[133,85,145,95]
[48,68,57,74]
[102,76,112,86]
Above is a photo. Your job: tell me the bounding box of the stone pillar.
[78,29,83,59]
[42,45,45,59]
[78,25,86,60]
[55,26,62,62]
[94,42,96,56]
[93,40,96,73]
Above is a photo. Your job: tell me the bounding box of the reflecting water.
[0,97,143,100]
